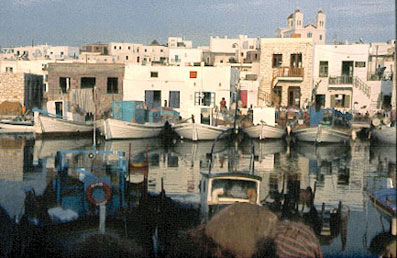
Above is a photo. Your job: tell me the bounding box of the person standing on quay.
[220,97,227,112]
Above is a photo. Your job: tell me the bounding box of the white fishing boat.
[292,107,351,144]
[370,115,396,145]
[101,118,164,140]
[242,107,286,140]
[293,126,351,143]
[33,109,93,136]
[0,119,34,133]
[173,122,231,141]
[371,126,396,145]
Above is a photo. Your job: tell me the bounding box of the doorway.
[145,90,161,109]
[55,101,63,117]
[341,61,353,83]
[288,86,301,108]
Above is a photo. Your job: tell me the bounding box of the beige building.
[258,38,314,108]
[275,10,326,45]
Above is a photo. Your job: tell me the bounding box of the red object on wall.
[240,90,247,108]
[190,71,197,78]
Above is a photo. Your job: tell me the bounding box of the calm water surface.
[0,133,395,257]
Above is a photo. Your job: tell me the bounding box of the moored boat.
[292,107,351,144]
[101,118,164,140]
[33,109,93,136]
[242,107,286,140]
[371,125,396,145]
[173,122,231,141]
[0,119,34,133]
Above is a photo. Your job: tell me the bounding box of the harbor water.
[0,133,395,257]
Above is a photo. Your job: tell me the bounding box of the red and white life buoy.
[86,181,111,206]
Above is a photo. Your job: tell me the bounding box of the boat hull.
[173,123,230,141]
[371,126,396,144]
[0,121,34,133]
[243,124,285,140]
[293,126,351,143]
[102,118,163,140]
[34,114,93,135]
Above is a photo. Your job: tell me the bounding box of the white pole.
[99,204,106,233]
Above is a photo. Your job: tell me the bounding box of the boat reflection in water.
[0,134,396,257]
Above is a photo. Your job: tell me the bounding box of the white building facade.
[313,44,392,114]
[123,65,238,119]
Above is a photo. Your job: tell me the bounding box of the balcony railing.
[367,72,393,81]
[329,76,353,85]
[273,67,304,78]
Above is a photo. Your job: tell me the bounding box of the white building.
[313,44,392,114]
[168,37,193,48]
[109,41,168,65]
[0,45,79,60]
[168,48,202,66]
[123,65,238,119]
[204,35,260,65]
[275,9,326,45]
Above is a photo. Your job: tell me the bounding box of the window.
[169,91,180,108]
[107,77,118,94]
[5,67,13,73]
[194,92,215,106]
[320,34,323,40]
[331,94,350,108]
[160,49,163,53]
[128,46,131,50]
[119,46,121,50]
[290,53,302,68]
[272,54,282,68]
[126,56,129,60]
[150,71,158,78]
[307,32,312,38]
[60,51,64,55]
[144,49,147,52]
[59,77,70,93]
[319,61,328,77]
[137,56,140,63]
[355,61,366,68]
[175,55,179,62]
[114,46,117,50]
[190,71,197,78]
[81,77,96,88]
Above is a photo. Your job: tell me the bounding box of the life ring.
[86,181,111,206]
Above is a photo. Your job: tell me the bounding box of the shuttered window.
[169,91,180,108]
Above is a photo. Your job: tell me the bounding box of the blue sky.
[0,0,394,47]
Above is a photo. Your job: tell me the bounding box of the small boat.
[370,116,396,145]
[242,107,286,140]
[173,122,231,141]
[0,119,34,133]
[33,108,93,136]
[292,107,351,143]
[200,135,262,221]
[101,118,164,140]
[371,126,396,144]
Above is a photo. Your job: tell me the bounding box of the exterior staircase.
[353,77,371,98]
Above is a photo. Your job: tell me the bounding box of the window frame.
[107,77,118,94]
[272,54,282,68]
[319,61,329,77]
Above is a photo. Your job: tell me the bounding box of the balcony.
[273,67,304,80]
[329,76,353,85]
